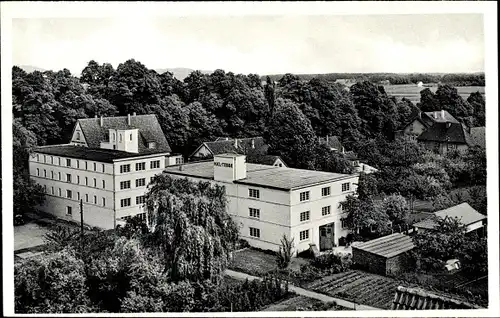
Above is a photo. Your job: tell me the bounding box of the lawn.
[306,270,401,309]
[230,248,278,276]
[261,295,350,311]
[14,221,50,251]
[382,84,485,103]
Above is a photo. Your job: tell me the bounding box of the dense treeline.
[263,72,485,86]
[12,60,486,219]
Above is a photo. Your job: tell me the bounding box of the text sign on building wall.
[214,162,233,168]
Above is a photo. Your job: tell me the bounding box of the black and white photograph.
[1,1,498,316]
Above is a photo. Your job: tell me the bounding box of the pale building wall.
[166,155,184,166]
[466,221,483,233]
[116,129,139,153]
[192,144,212,158]
[403,119,427,138]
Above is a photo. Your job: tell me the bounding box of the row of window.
[120,160,160,173]
[36,169,107,189]
[119,178,147,190]
[44,185,106,207]
[247,204,344,221]
[36,154,107,172]
[120,195,146,207]
[249,227,310,242]
[247,183,351,201]
[121,212,147,222]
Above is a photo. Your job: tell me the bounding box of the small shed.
[352,233,414,277]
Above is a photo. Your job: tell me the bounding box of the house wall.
[386,252,414,277]
[403,119,427,139]
[352,248,387,276]
[419,141,468,155]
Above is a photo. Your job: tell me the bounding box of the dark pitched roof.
[77,115,171,154]
[352,233,414,258]
[417,122,472,144]
[413,203,486,230]
[34,145,169,163]
[401,111,432,130]
[318,136,343,151]
[246,154,286,166]
[344,151,358,160]
[191,137,268,157]
[470,127,485,148]
[423,110,460,124]
[391,286,480,310]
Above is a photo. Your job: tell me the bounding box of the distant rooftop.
[34,145,169,163]
[423,110,459,124]
[164,160,354,191]
[352,233,414,258]
[413,202,486,230]
[417,122,472,144]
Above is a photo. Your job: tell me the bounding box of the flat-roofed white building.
[164,153,359,255]
[28,114,183,229]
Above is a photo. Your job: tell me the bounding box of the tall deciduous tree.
[467,91,485,127]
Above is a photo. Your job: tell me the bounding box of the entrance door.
[319,223,335,251]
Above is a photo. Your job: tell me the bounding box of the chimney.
[100,115,103,127]
[234,138,238,148]
[251,138,255,149]
[94,115,98,119]
[434,111,438,119]
[441,109,445,119]
[127,114,131,125]
[133,112,136,117]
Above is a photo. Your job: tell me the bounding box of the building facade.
[164,153,359,255]
[28,114,183,229]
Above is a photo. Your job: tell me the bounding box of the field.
[306,270,400,309]
[382,84,485,103]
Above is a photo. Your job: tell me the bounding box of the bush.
[310,253,352,272]
[276,235,295,269]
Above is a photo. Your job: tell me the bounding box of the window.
[66,174,72,183]
[299,230,310,241]
[66,159,71,167]
[85,177,88,186]
[249,227,260,238]
[51,156,54,164]
[77,176,80,184]
[76,132,81,140]
[102,197,106,207]
[249,188,260,199]
[120,164,131,173]
[37,154,40,162]
[340,203,346,212]
[136,178,146,187]
[85,161,88,170]
[66,190,72,199]
[44,169,47,178]
[58,157,61,165]
[77,160,80,169]
[102,164,105,172]
[51,187,54,195]
[44,155,47,163]
[341,218,347,229]
[136,195,145,205]
[137,213,147,222]
[85,194,89,202]
[58,188,62,197]
[136,162,146,171]
[94,195,97,204]
[300,211,310,222]
[93,178,97,187]
[120,181,131,189]
[148,142,156,149]
[93,162,97,171]
[36,168,40,176]
[102,180,105,189]
[67,206,72,216]
[113,133,116,141]
[299,191,310,202]
[150,160,160,169]
[322,206,331,216]
[249,208,260,218]
[130,133,133,141]
[121,198,131,207]
[321,186,331,197]
[151,176,155,183]
[119,134,123,142]
[77,192,80,201]
[44,185,47,193]
[58,172,61,180]
[175,157,184,165]
[341,182,350,192]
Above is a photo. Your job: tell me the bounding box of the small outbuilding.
[352,233,414,277]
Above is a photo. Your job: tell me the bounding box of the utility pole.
[80,199,84,255]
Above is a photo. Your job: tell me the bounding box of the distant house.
[190,137,287,167]
[395,110,459,142]
[352,233,415,277]
[391,286,480,310]
[417,81,424,87]
[417,121,472,155]
[318,135,344,152]
[413,203,487,235]
[379,79,391,85]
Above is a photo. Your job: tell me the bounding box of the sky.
[12,14,484,76]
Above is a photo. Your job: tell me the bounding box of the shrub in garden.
[276,235,295,269]
[311,253,352,272]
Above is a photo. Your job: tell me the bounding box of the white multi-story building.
[163,153,359,255]
[28,114,183,229]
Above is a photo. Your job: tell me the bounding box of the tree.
[467,91,485,127]
[145,175,240,282]
[313,144,354,174]
[265,98,317,169]
[377,194,409,226]
[417,88,439,112]
[15,248,94,313]
[264,76,276,116]
[356,172,379,200]
[341,195,390,237]
[276,235,294,269]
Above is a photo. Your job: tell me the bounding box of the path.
[225,269,380,311]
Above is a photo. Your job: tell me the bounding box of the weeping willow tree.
[145,175,240,282]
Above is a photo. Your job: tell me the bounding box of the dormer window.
[148,142,156,149]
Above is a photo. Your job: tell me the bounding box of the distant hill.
[17,65,46,73]
[155,68,213,81]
